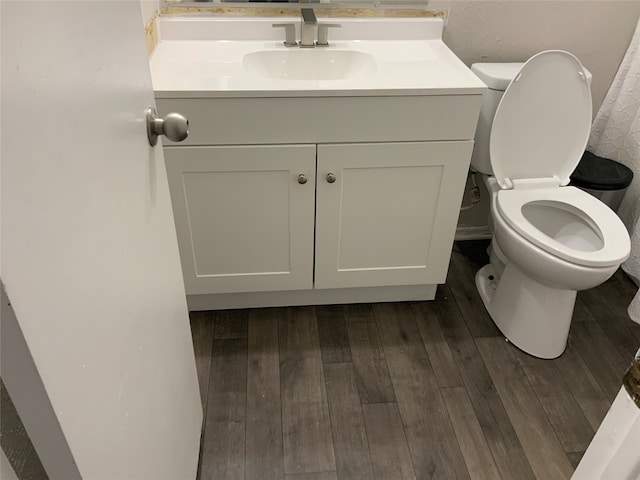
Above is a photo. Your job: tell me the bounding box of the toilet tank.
[470,61,593,175]
[470,63,526,175]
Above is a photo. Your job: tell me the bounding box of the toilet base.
[476,264,498,304]
[476,262,576,359]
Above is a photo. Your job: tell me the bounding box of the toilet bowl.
[470,51,630,359]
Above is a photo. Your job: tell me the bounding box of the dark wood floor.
[190,240,640,480]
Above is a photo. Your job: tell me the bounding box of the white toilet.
[470,50,631,359]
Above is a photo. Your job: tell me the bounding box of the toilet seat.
[496,186,630,268]
[489,50,592,189]
[487,50,630,268]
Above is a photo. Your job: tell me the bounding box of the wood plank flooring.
[192,240,640,480]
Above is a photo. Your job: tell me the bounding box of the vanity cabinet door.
[315,141,473,289]
[164,145,316,295]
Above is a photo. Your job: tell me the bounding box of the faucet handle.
[317,23,341,47]
[273,23,297,47]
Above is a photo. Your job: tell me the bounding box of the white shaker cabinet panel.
[314,141,473,289]
[164,145,316,294]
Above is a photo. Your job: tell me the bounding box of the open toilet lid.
[490,50,592,189]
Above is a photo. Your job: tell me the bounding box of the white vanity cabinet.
[151,16,487,309]
[163,139,472,300]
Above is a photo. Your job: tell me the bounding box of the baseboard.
[187,284,437,311]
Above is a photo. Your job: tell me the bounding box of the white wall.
[438,1,640,231]
[432,0,640,114]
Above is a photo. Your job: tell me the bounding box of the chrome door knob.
[326,173,336,183]
[146,107,189,146]
[298,174,308,184]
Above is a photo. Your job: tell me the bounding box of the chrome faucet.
[299,8,317,48]
[273,8,340,47]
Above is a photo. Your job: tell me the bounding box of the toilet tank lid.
[471,62,592,91]
[471,63,526,90]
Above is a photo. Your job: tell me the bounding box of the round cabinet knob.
[297,174,308,185]
[145,107,189,146]
[326,173,337,183]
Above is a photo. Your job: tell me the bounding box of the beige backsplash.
[145,12,159,55]
[146,6,445,56]
[160,5,445,18]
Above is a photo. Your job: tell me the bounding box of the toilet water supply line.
[460,170,481,211]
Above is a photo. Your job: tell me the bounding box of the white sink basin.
[150,17,488,97]
[242,49,377,81]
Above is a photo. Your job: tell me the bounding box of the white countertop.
[150,17,486,98]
